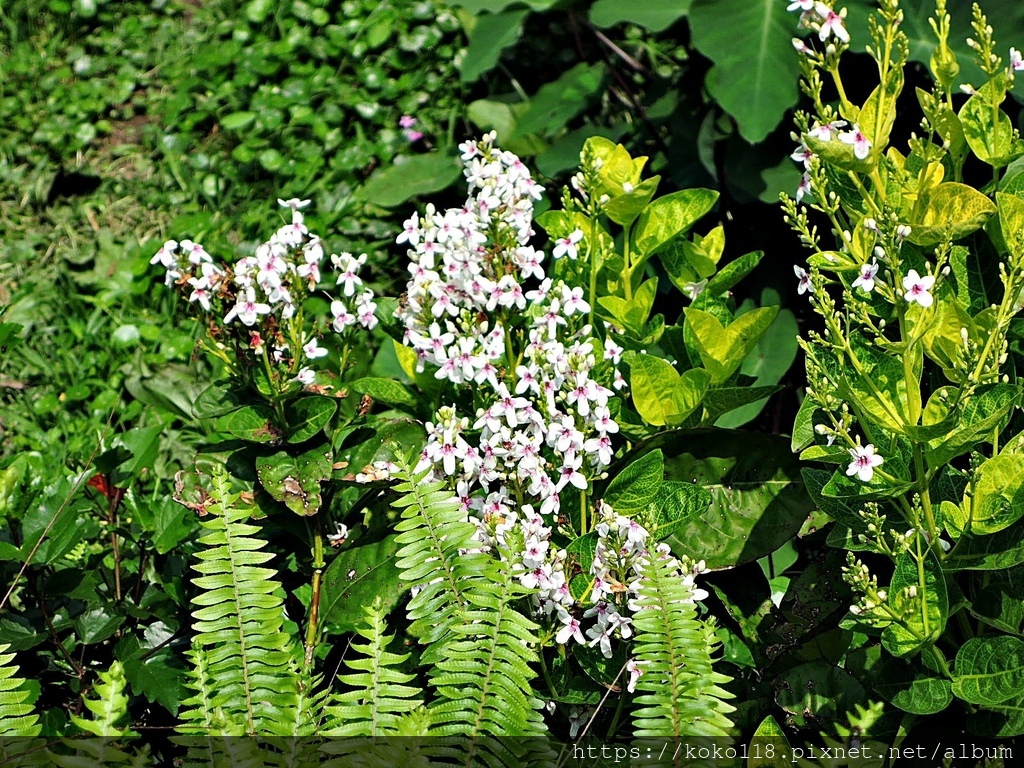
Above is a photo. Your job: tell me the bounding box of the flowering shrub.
[789,0,1024,741]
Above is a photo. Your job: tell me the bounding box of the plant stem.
[303,516,325,668]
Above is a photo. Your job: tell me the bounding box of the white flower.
[846,444,884,482]
[815,3,849,43]
[852,260,879,293]
[895,224,912,242]
[552,229,584,260]
[902,269,935,307]
[796,172,812,202]
[808,119,848,142]
[1012,47,1024,71]
[296,367,316,385]
[795,265,814,295]
[625,659,645,693]
[787,0,815,12]
[839,124,871,159]
[224,287,271,326]
[303,338,328,360]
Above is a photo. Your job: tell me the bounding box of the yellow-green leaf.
[909,182,997,246]
[628,353,711,426]
[684,306,778,384]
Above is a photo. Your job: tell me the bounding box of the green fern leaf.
[323,598,424,737]
[0,642,47,766]
[50,661,148,767]
[631,552,735,739]
[175,461,300,737]
[390,464,547,755]
[0,643,41,738]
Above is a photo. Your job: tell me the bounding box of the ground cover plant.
[2,0,1024,765]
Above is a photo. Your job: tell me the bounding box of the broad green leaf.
[842,337,910,433]
[448,0,556,11]
[962,451,1024,535]
[881,546,947,658]
[123,651,184,715]
[704,251,764,297]
[256,446,332,516]
[952,636,1024,706]
[589,0,691,31]
[908,182,997,246]
[458,9,530,82]
[320,535,405,635]
[601,176,660,227]
[968,702,1024,738]
[213,405,282,443]
[350,377,417,410]
[644,481,711,540]
[873,657,953,715]
[703,386,782,425]
[355,153,462,208]
[791,395,817,453]
[959,83,1023,167]
[603,450,663,516]
[220,111,256,131]
[969,565,1024,635]
[774,661,866,727]
[927,383,1020,468]
[74,608,124,646]
[684,306,778,384]
[747,715,791,768]
[627,352,711,426]
[632,188,718,258]
[689,0,800,143]
[511,62,605,139]
[566,532,599,577]
[286,396,337,444]
[998,191,1024,262]
[598,279,657,336]
[946,516,1024,571]
[192,385,243,419]
[653,429,812,569]
[857,68,904,156]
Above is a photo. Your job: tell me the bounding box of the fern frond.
[0,642,48,766]
[322,598,424,737]
[393,466,489,652]
[176,462,300,737]
[0,643,41,738]
[631,552,735,739]
[50,661,148,767]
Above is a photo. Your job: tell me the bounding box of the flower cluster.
[151,199,377,384]
[788,1,850,44]
[396,135,645,651]
[791,118,872,201]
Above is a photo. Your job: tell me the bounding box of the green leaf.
[908,182,997,246]
[320,535,405,635]
[952,636,1024,706]
[286,396,337,444]
[213,405,282,443]
[627,352,711,426]
[644,482,712,540]
[601,176,660,227]
[927,383,1019,468]
[703,386,782,425]
[774,661,866,727]
[747,715,791,768]
[859,67,904,152]
[632,188,718,258]
[684,306,778,384]
[589,0,691,31]
[510,62,605,139]
[350,377,417,410]
[123,652,184,715]
[946,516,1024,571]
[689,0,800,143]
[959,83,1024,168]
[74,608,124,646]
[969,565,1024,635]
[703,251,764,297]
[648,428,812,569]
[998,191,1024,262]
[356,154,462,208]
[963,450,1024,535]
[873,657,953,715]
[256,446,332,516]
[881,546,947,658]
[842,336,910,433]
[459,9,529,82]
[220,111,256,131]
[603,450,664,515]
